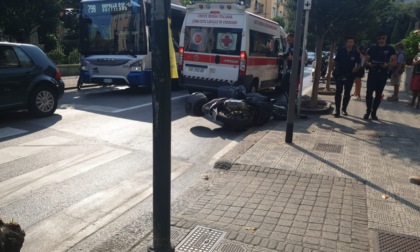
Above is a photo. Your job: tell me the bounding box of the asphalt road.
[0,85,247,251]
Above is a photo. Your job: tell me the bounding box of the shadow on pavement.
[291,143,420,214]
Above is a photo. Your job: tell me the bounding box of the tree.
[273,16,286,27]
[0,0,63,43]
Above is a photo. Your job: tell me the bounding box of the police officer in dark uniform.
[332,36,361,117]
[364,31,397,120]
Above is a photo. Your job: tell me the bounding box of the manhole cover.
[314,143,343,153]
[175,225,226,252]
[373,230,420,252]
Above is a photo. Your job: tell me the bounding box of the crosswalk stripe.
[22,159,192,252]
[0,146,131,208]
[0,136,74,165]
[59,94,189,114]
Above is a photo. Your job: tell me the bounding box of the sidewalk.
[130,78,420,252]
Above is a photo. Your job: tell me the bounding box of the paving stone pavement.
[131,165,369,252]
[114,79,419,252]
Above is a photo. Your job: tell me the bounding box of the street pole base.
[147,244,175,252]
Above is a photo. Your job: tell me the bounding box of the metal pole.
[285,0,305,144]
[149,0,174,251]
[297,10,310,118]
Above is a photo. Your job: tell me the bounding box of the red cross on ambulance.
[219,33,234,49]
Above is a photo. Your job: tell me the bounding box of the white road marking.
[111,94,189,113]
[0,136,74,165]
[59,94,189,114]
[0,146,130,208]
[22,159,192,252]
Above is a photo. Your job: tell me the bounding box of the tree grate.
[373,230,420,252]
[314,143,343,153]
[175,225,226,252]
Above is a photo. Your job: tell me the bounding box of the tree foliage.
[403,31,420,65]
[0,0,63,43]
[273,16,286,28]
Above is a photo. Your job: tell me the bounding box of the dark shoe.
[363,113,370,120]
[342,110,348,116]
[409,176,420,185]
[334,113,340,118]
[371,113,378,120]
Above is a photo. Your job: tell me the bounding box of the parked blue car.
[0,42,65,117]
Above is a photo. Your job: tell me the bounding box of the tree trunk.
[325,39,337,90]
[310,35,325,108]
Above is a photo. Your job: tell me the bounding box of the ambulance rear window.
[184,27,241,55]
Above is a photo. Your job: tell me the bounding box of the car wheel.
[29,86,58,117]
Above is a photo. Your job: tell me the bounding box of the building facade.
[248,0,287,20]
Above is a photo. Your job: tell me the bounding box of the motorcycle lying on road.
[185,85,289,131]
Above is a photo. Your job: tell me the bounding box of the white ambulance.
[178,1,286,94]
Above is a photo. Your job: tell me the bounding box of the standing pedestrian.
[331,37,361,117]
[352,46,367,100]
[363,31,397,120]
[386,42,406,101]
[409,42,420,109]
[77,67,83,91]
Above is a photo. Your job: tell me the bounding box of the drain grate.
[314,143,343,153]
[218,243,246,252]
[175,225,226,252]
[374,230,420,252]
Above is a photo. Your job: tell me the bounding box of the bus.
[78,0,186,89]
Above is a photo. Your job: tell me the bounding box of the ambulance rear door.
[182,4,244,83]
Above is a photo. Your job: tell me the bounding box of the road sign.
[304,0,312,10]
